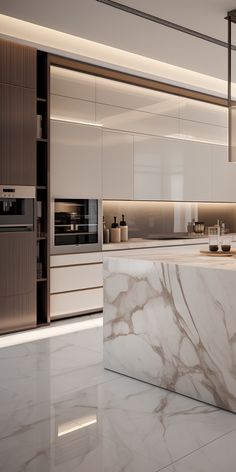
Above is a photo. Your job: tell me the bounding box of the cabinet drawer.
[50,263,103,294]
[50,287,103,318]
[50,252,103,267]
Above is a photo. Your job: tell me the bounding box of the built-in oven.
[0,185,35,232]
[51,198,102,254]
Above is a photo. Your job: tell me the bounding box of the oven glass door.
[0,198,34,231]
[54,199,100,250]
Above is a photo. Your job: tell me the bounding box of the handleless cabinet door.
[0,232,36,334]
[211,145,236,202]
[102,131,133,199]
[134,135,184,200]
[182,141,212,201]
[51,120,102,198]
[0,39,36,88]
[0,83,36,185]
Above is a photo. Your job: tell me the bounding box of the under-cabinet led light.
[164,133,226,146]
[58,415,97,437]
[50,116,103,127]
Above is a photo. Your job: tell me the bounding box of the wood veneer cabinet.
[0,232,36,334]
[0,39,36,88]
[0,83,36,185]
[0,39,36,186]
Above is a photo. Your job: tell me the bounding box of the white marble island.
[103,247,236,413]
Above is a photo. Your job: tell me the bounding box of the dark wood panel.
[0,39,36,89]
[0,83,36,185]
[49,53,229,107]
[0,232,36,334]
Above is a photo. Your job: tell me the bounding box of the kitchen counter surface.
[103,243,236,413]
[104,245,236,270]
[102,237,209,251]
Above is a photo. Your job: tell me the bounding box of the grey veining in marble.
[2,314,236,472]
[103,252,236,412]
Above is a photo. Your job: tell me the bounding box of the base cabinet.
[0,233,36,334]
[50,288,103,319]
[50,253,103,319]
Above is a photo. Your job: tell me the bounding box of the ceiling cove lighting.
[50,116,103,127]
[0,13,235,97]
[58,415,97,437]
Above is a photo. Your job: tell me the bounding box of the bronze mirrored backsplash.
[103,200,236,238]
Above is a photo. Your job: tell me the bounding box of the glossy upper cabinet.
[182,141,212,201]
[102,131,133,200]
[51,66,95,101]
[0,40,36,186]
[134,135,212,201]
[96,76,180,117]
[211,145,236,202]
[134,135,186,201]
[50,120,102,198]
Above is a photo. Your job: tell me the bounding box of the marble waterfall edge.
[103,255,236,412]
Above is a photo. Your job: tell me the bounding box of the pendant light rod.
[96,0,236,50]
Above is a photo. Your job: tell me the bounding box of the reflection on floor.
[0,314,236,472]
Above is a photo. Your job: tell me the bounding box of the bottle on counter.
[110,216,121,243]
[120,214,128,242]
[103,216,110,244]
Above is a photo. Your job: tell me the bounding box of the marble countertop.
[103,237,209,251]
[104,244,236,270]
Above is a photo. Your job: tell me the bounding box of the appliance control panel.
[1,188,16,198]
[0,185,35,199]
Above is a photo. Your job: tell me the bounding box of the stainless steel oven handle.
[0,224,34,228]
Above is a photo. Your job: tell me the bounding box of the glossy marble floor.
[1,315,236,472]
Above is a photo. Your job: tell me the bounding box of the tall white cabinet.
[50,120,102,198]
[102,131,133,200]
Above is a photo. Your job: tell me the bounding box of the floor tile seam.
[154,424,236,472]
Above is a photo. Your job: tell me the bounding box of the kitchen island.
[103,246,236,412]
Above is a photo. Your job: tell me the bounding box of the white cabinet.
[50,120,102,198]
[211,145,236,202]
[50,252,103,319]
[50,94,95,123]
[180,97,228,128]
[134,135,184,200]
[96,103,178,137]
[180,119,227,146]
[182,141,212,202]
[51,66,95,101]
[50,264,103,293]
[51,288,103,319]
[102,131,133,199]
[96,76,180,117]
[134,135,212,201]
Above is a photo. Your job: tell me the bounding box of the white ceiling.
[0,0,236,83]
